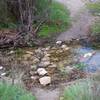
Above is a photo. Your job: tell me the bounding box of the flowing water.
[76,47,100,73]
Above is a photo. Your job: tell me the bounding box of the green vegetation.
[62,80,100,100]
[87,2,100,15]
[91,21,100,36]
[0,1,70,38]
[38,1,70,37]
[74,62,86,70]
[0,83,36,100]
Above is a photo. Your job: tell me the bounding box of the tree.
[0,0,52,47]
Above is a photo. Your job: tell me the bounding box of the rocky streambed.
[0,40,100,100]
[0,41,86,88]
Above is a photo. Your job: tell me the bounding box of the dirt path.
[32,87,60,100]
[57,0,94,41]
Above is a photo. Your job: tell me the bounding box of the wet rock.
[37,68,47,76]
[39,76,51,86]
[38,61,50,67]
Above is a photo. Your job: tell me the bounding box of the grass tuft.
[0,83,36,100]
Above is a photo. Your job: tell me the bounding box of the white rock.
[0,66,3,70]
[64,47,70,51]
[61,45,67,49]
[9,50,14,54]
[37,68,47,76]
[39,76,51,86]
[84,53,93,58]
[1,73,6,76]
[56,41,62,45]
[31,76,37,80]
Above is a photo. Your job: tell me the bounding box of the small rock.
[33,57,40,64]
[38,61,50,67]
[56,41,62,45]
[65,66,74,73]
[26,51,33,55]
[39,76,51,86]
[45,46,51,51]
[0,66,3,70]
[61,45,67,49]
[84,52,93,58]
[64,47,70,51]
[42,56,50,61]
[1,73,6,76]
[48,64,57,68]
[37,68,47,76]
[8,50,15,54]
[45,53,51,57]
[31,76,37,80]
[30,65,37,70]
[23,54,31,60]
[35,48,42,53]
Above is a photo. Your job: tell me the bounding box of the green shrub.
[62,80,100,100]
[38,1,70,37]
[0,83,36,100]
[91,21,100,36]
[87,2,100,15]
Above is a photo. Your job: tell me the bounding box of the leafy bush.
[0,83,36,100]
[62,80,100,100]
[87,2,100,15]
[38,1,70,37]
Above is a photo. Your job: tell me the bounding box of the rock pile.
[22,41,75,86]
